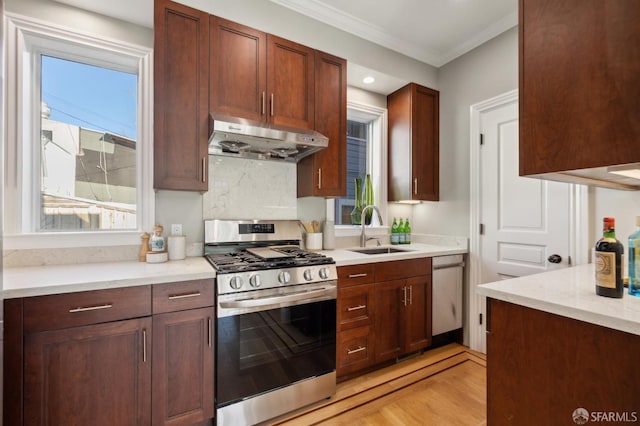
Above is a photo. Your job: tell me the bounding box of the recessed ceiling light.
[362,76,375,84]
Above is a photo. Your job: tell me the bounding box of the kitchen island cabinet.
[519,0,640,189]
[154,0,209,191]
[479,265,640,424]
[388,83,439,201]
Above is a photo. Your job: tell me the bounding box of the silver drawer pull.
[348,273,367,278]
[168,292,201,300]
[347,305,366,312]
[69,304,113,313]
[347,346,366,355]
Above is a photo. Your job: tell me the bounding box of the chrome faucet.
[360,205,383,247]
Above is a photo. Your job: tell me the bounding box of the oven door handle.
[219,287,336,310]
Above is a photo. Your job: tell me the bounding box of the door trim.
[468,89,589,353]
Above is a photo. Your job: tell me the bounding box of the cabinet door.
[411,85,439,201]
[297,51,347,197]
[24,317,152,426]
[374,279,405,363]
[404,275,432,353]
[154,0,209,191]
[267,35,315,129]
[210,16,267,122]
[519,0,640,176]
[152,307,214,426]
[337,326,375,378]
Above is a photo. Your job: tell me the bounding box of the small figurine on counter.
[150,225,166,252]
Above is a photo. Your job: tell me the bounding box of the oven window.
[216,299,336,407]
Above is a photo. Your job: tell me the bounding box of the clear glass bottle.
[350,178,363,225]
[150,225,166,252]
[391,218,400,245]
[595,217,624,298]
[629,216,640,297]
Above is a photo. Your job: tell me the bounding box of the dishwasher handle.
[433,262,465,271]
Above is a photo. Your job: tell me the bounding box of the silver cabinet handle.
[142,329,147,363]
[402,286,407,307]
[208,317,212,348]
[347,346,366,355]
[168,292,201,300]
[348,273,367,278]
[270,93,274,116]
[413,178,418,195]
[202,157,206,183]
[347,304,366,312]
[318,168,322,189]
[69,304,112,313]
[261,91,266,115]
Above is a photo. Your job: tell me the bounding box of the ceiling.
[53,0,518,94]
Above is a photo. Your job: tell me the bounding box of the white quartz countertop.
[3,257,216,299]
[3,242,468,299]
[319,243,467,267]
[477,264,640,336]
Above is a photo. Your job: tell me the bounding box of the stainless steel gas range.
[205,219,337,426]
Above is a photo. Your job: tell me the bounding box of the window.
[5,15,153,247]
[333,102,387,227]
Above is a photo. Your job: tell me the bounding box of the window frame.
[331,100,388,237]
[4,14,154,249]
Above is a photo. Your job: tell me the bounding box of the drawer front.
[337,326,375,377]
[338,284,374,330]
[24,286,152,332]
[152,279,215,314]
[376,257,432,282]
[338,264,375,287]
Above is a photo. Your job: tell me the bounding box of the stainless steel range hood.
[208,114,328,162]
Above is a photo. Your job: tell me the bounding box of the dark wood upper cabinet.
[210,16,266,122]
[298,51,347,197]
[519,0,640,188]
[154,0,209,191]
[388,83,440,201]
[209,24,314,130]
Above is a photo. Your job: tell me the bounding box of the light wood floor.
[265,344,487,426]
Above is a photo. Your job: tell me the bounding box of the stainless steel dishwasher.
[432,254,465,335]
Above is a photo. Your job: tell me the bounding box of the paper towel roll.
[168,235,186,260]
[323,220,335,250]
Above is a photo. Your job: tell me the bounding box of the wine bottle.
[391,218,400,245]
[629,216,640,297]
[595,217,624,298]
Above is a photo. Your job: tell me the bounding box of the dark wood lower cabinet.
[487,298,640,425]
[24,317,152,426]
[152,307,214,426]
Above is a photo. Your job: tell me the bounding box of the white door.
[473,95,573,352]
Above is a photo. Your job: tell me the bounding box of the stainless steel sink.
[348,247,413,255]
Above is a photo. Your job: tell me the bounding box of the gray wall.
[412,27,519,237]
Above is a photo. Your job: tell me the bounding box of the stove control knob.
[278,271,291,284]
[319,268,330,280]
[229,276,244,290]
[249,274,262,288]
[303,269,314,281]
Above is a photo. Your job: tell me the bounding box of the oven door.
[216,282,337,408]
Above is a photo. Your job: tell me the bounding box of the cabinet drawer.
[152,279,215,314]
[338,264,375,287]
[24,286,152,332]
[337,326,375,376]
[376,258,432,281]
[338,284,374,330]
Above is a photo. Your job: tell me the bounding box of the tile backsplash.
[203,156,298,220]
